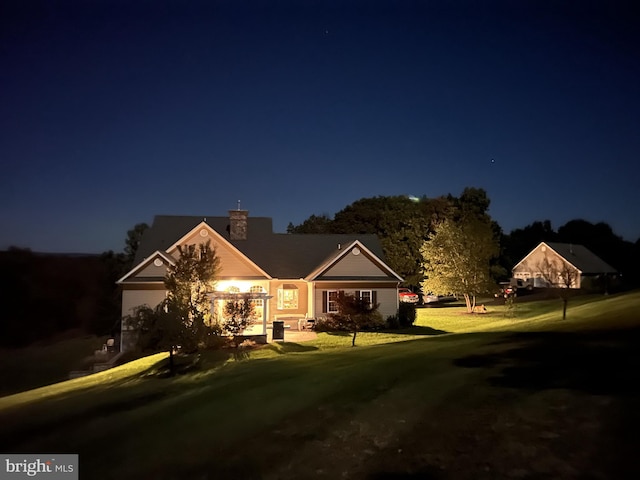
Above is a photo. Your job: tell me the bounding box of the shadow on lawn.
[454,327,640,396]
[384,326,449,336]
[323,327,448,336]
[264,342,319,354]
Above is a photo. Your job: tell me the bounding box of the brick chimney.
[229,209,248,240]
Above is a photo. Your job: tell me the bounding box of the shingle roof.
[545,242,617,274]
[134,215,390,279]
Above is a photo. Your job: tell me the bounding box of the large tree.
[287,189,498,287]
[129,241,221,372]
[421,217,499,313]
[124,222,149,269]
[164,241,221,346]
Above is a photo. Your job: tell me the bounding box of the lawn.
[1,291,639,479]
[0,334,108,397]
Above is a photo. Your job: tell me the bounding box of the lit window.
[250,285,264,307]
[277,284,298,309]
[227,286,240,293]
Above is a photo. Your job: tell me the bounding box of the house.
[512,241,617,289]
[117,210,403,351]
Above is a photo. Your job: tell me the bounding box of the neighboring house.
[117,210,403,351]
[512,241,617,289]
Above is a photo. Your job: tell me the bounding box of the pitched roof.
[520,242,617,274]
[134,215,392,279]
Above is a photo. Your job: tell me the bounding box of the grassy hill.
[1,291,639,479]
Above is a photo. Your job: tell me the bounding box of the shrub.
[398,303,416,328]
[385,315,400,330]
[314,316,347,332]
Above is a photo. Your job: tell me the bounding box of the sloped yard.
[1,291,639,479]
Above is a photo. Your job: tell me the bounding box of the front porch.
[243,319,317,343]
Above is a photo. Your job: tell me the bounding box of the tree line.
[0,223,149,347]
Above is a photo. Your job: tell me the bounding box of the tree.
[536,257,579,320]
[287,189,498,287]
[164,241,221,347]
[128,241,221,374]
[421,218,499,313]
[287,214,334,233]
[501,220,557,273]
[454,187,491,221]
[330,291,382,347]
[223,293,256,346]
[124,222,149,269]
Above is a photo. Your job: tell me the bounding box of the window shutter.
[355,290,360,298]
[322,291,327,313]
[372,291,377,305]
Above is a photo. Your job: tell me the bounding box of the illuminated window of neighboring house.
[277,284,298,309]
[250,285,264,307]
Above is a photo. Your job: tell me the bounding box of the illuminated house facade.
[117,210,403,351]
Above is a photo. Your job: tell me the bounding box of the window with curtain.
[277,284,298,309]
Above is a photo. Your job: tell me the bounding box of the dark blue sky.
[2,0,639,253]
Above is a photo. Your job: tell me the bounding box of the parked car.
[398,288,419,303]
[422,293,440,304]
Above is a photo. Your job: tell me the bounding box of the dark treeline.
[0,249,126,347]
[0,224,147,348]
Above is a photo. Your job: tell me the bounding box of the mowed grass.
[415,291,639,333]
[1,290,639,479]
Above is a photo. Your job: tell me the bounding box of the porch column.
[262,293,268,335]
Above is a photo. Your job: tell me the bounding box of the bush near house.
[385,303,416,329]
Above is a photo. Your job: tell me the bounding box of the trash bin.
[273,320,285,341]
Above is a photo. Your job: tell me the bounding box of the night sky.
[2,0,639,253]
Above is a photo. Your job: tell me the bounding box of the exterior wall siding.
[121,287,166,318]
[313,282,398,320]
[120,286,166,352]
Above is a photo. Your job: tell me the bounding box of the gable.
[117,251,175,284]
[319,247,392,278]
[133,259,171,279]
[309,241,403,281]
[167,222,269,279]
[513,244,579,274]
